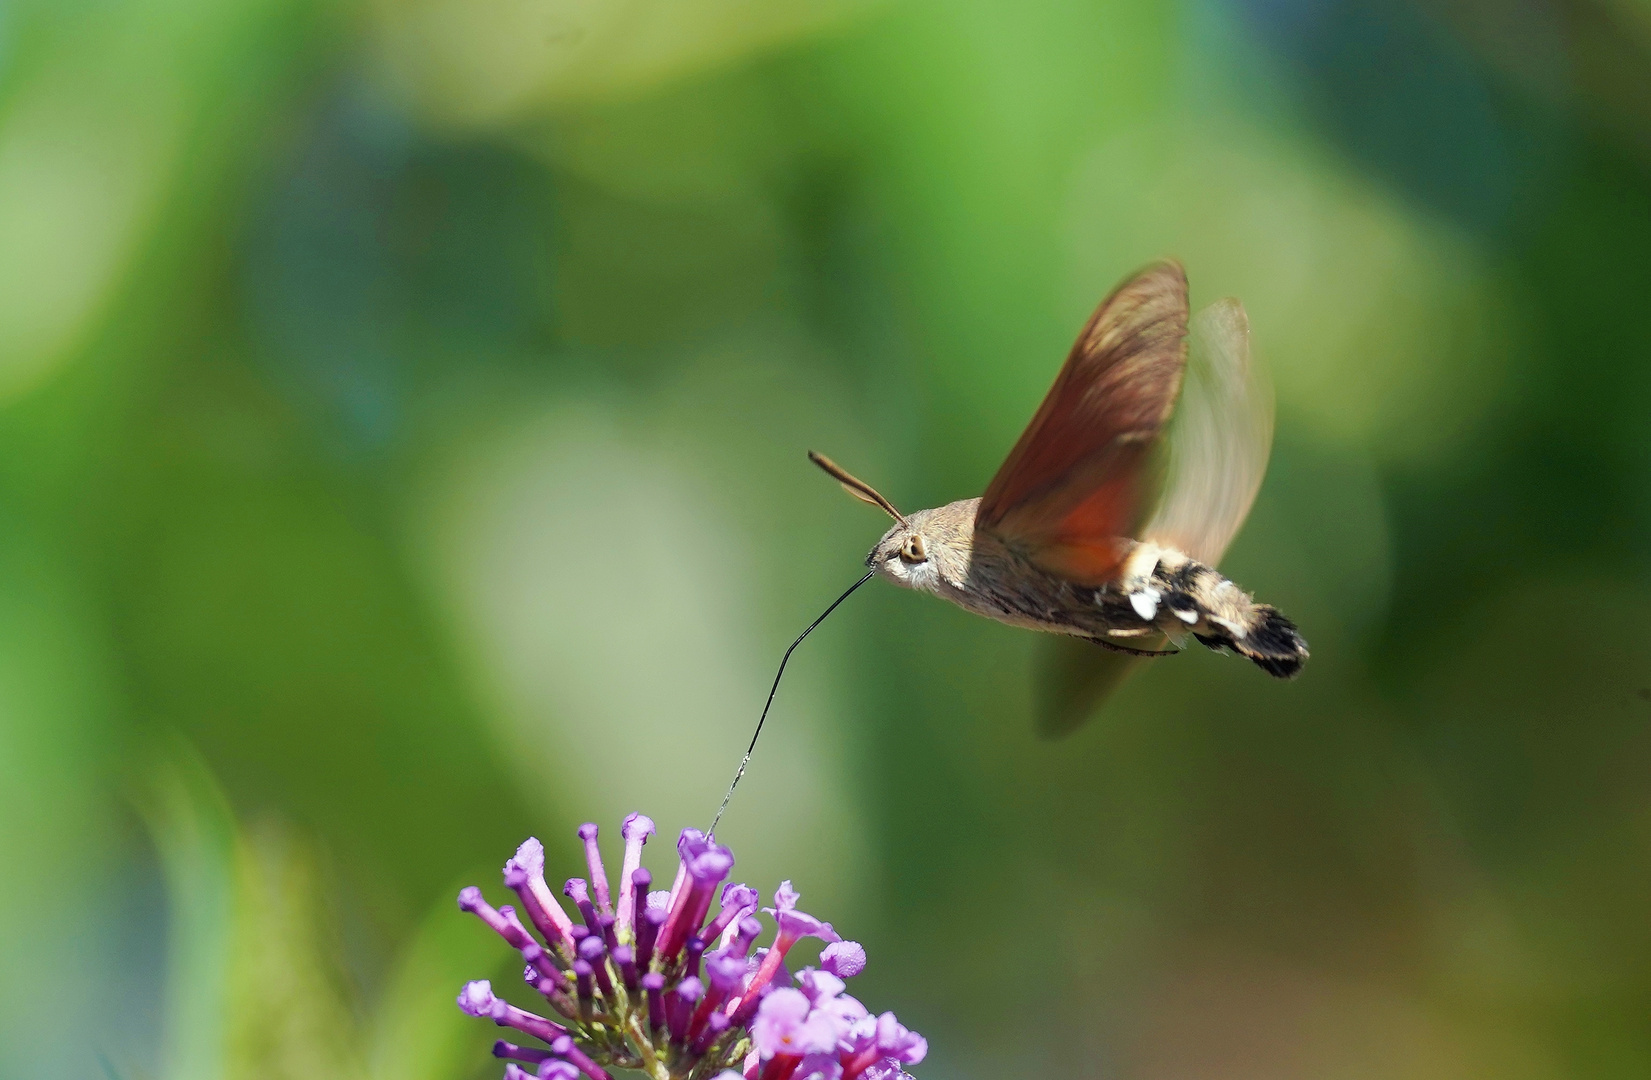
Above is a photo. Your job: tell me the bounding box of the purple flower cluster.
[457,813,926,1080]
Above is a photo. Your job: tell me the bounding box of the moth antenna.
[808,451,909,527]
[707,568,875,839]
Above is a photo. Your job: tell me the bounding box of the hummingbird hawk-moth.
[811,259,1308,736]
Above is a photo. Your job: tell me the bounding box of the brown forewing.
[976,260,1189,584]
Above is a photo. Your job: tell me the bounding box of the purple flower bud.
[615,813,655,935]
[820,942,866,979]
[457,980,497,1018]
[502,838,576,951]
[503,1065,535,1080]
[493,1040,554,1065]
[537,1062,581,1080]
[576,824,612,918]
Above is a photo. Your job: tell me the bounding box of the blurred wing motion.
[1035,633,1165,738]
[1140,298,1272,566]
[976,261,1189,584]
[1033,297,1274,739]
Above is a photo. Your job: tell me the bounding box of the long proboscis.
[808,451,908,526]
[707,569,876,839]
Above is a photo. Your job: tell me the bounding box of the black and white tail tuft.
[1196,604,1308,678]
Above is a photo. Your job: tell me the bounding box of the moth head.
[867,521,935,585]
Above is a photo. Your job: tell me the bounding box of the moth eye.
[902,535,928,562]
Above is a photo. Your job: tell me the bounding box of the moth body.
[867,502,1306,678]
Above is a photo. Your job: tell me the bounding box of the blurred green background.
[4,0,1651,1076]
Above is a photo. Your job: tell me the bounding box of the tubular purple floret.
[687,950,745,1043]
[642,972,666,1033]
[550,1034,614,1080]
[655,830,708,953]
[667,976,704,1045]
[635,905,664,971]
[659,846,734,962]
[537,1062,581,1080]
[690,1011,732,1058]
[504,838,577,951]
[577,935,614,998]
[494,1040,555,1064]
[626,867,653,940]
[503,1064,535,1080]
[563,879,602,938]
[703,883,760,946]
[728,916,764,958]
[613,944,638,992]
[548,1037,614,1080]
[598,912,618,954]
[706,950,748,995]
[489,994,571,1044]
[615,814,656,935]
[576,824,613,918]
[572,960,594,1022]
[661,863,688,934]
[499,906,564,980]
[685,936,707,982]
[525,970,574,1015]
[460,889,538,954]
